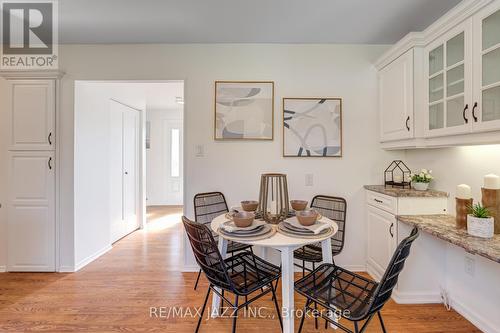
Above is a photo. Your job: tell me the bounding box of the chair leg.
[221,289,225,311]
[354,321,359,333]
[195,287,211,333]
[298,299,311,333]
[194,269,202,290]
[272,276,280,301]
[312,262,318,330]
[232,296,239,333]
[270,282,283,330]
[302,260,305,277]
[377,311,387,333]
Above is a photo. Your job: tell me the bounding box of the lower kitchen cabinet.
[365,187,448,303]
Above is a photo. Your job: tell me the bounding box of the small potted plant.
[410,169,433,191]
[467,203,494,238]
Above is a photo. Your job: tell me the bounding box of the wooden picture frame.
[283,97,343,157]
[214,81,274,140]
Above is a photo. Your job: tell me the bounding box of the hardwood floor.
[0,206,480,332]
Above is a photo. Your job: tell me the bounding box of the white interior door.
[164,120,183,205]
[7,151,55,271]
[110,101,140,243]
[122,108,140,234]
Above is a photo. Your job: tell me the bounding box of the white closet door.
[7,151,55,271]
[122,108,139,234]
[8,80,55,151]
[109,101,140,243]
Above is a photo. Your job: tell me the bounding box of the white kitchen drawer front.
[366,191,397,214]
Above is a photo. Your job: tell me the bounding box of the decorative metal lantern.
[384,160,411,188]
[258,173,290,224]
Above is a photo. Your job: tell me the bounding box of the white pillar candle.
[270,200,277,214]
[484,174,500,189]
[456,184,472,199]
[393,174,403,183]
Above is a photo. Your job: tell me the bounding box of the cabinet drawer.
[366,191,397,214]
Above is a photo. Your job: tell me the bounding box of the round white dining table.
[210,213,339,333]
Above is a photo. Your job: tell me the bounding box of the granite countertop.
[364,185,449,198]
[397,214,500,263]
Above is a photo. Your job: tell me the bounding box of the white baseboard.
[451,296,499,333]
[74,245,112,272]
[392,289,442,304]
[58,265,76,273]
[183,264,200,272]
[0,265,6,272]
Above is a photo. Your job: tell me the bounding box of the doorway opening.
[74,80,184,266]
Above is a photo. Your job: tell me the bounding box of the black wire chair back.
[369,227,419,313]
[311,195,347,254]
[182,216,233,291]
[194,192,229,225]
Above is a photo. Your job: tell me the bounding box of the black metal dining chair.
[193,192,253,290]
[293,195,347,275]
[291,195,347,329]
[295,227,420,333]
[182,216,282,333]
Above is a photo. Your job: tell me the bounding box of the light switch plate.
[195,145,205,157]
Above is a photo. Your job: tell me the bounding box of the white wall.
[146,108,183,206]
[405,145,500,332]
[0,44,400,272]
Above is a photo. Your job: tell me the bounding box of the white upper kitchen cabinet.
[7,80,55,151]
[377,0,500,149]
[379,49,414,142]
[472,1,500,132]
[424,19,473,137]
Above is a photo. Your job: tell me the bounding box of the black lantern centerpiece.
[384,160,411,188]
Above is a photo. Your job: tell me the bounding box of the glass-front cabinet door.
[425,20,472,137]
[473,2,500,132]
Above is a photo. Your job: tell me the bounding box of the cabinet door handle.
[389,222,394,238]
[406,116,410,131]
[374,198,383,204]
[472,102,478,122]
[48,157,52,170]
[48,132,52,145]
[462,104,469,123]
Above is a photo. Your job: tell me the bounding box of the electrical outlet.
[305,174,313,186]
[465,256,475,277]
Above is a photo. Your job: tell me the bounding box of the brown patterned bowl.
[233,212,255,227]
[296,210,319,226]
[290,200,308,211]
[241,200,259,212]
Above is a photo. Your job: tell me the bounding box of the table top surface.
[211,213,338,249]
[397,214,500,263]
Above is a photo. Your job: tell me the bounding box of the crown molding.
[375,0,494,70]
[0,70,65,79]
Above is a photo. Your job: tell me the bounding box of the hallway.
[0,207,479,332]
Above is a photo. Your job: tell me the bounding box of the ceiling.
[59,0,463,44]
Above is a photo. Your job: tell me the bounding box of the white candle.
[484,174,500,189]
[393,174,403,183]
[270,200,277,214]
[456,184,472,199]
